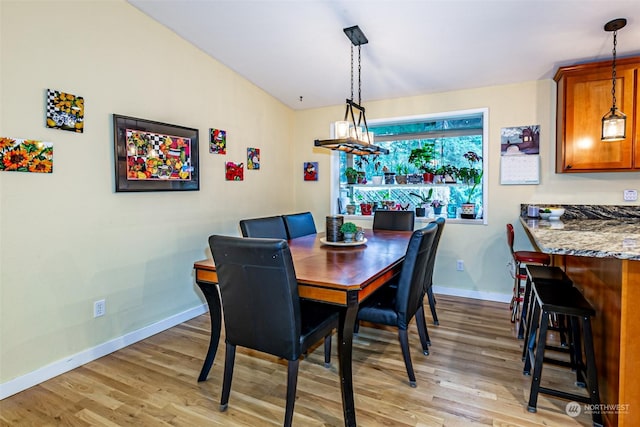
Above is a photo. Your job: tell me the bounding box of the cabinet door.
[559,67,635,172]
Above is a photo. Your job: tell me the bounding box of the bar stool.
[523,281,603,427]
[518,265,572,340]
[506,224,551,323]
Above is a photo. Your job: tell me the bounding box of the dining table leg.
[338,291,359,427]
[195,281,222,382]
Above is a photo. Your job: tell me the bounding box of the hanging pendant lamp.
[314,25,388,155]
[601,18,627,142]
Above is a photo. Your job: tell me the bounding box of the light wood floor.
[0,295,593,426]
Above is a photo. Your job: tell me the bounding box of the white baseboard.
[0,304,208,400]
[432,285,512,304]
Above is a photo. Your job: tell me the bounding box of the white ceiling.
[128,0,640,110]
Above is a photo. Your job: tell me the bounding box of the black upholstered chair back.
[424,217,445,292]
[209,235,302,360]
[372,210,415,231]
[394,224,438,329]
[422,217,446,325]
[283,212,317,239]
[239,215,288,239]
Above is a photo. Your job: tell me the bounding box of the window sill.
[341,214,485,225]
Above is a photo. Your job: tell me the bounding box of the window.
[337,108,487,222]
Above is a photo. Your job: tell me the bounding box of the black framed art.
[113,114,199,192]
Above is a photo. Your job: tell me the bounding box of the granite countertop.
[519,204,640,260]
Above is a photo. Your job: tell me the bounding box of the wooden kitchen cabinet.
[555,56,640,173]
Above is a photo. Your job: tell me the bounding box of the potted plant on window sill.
[431,199,443,215]
[408,144,436,183]
[409,188,433,217]
[370,154,383,185]
[395,164,409,184]
[456,151,483,219]
[436,164,458,184]
[382,165,395,184]
[345,167,358,184]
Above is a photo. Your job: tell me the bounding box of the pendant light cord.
[358,45,362,105]
[349,44,363,105]
[350,45,354,101]
[611,30,618,110]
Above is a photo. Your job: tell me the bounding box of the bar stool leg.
[568,316,586,387]
[510,262,523,323]
[582,316,603,427]
[517,275,533,339]
[527,309,550,412]
[523,301,541,374]
[521,284,537,361]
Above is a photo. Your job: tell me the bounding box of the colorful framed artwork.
[0,137,53,173]
[304,162,318,181]
[225,162,243,181]
[46,89,84,133]
[247,147,260,170]
[113,114,199,192]
[209,128,226,154]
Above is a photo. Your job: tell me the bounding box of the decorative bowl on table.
[539,212,552,220]
[548,208,565,220]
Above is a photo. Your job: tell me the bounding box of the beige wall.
[0,0,294,385]
[2,0,639,392]
[294,81,640,299]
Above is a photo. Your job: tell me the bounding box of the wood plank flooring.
[0,295,593,426]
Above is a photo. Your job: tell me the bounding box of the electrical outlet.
[623,189,637,201]
[94,299,106,318]
[456,260,464,271]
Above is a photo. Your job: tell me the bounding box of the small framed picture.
[210,128,226,154]
[304,162,318,181]
[46,89,85,133]
[225,162,244,181]
[247,147,260,170]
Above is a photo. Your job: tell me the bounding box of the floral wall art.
[225,162,243,181]
[209,128,226,154]
[0,137,53,173]
[247,147,260,170]
[46,89,84,133]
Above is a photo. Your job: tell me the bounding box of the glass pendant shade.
[333,121,350,139]
[601,107,626,141]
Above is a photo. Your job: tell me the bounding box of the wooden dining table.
[192,229,414,427]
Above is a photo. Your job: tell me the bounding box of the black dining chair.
[282,212,317,239]
[372,210,415,231]
[239,215,288,239]
[355,223,438,387]
[209,235,339,427]
[422,217,445,326]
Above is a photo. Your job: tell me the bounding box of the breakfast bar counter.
[519,205,640,427]
[521,217,640,260]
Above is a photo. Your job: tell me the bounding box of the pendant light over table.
[314,25,389,156]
